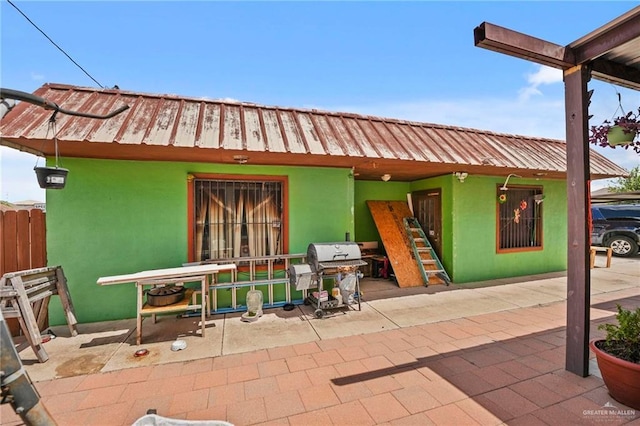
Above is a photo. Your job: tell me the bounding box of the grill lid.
[307,242,363,271]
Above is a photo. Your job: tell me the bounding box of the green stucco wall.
[445,175,567,283]
[45,157,568,325]
[355,174,567,284]
[46,158,354,324]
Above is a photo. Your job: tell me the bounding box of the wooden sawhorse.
[0,266,78,363]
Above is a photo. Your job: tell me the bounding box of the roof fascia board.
[0,138,44,157]
[591,58,640,91]
[568,7,640,63]
[474,22,574,69]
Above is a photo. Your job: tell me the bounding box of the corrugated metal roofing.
[0,83,628,181]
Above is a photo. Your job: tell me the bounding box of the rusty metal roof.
[0,83,628,181]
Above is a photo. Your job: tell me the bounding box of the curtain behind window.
[195,180,282,261]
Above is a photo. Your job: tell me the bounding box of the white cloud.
[518,86,542,101]
[527,66,563,86]
[30,72,45,81]
[518,65,563,102]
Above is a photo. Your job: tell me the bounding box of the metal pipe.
[0,310,57,425]
[0,87,129,119]
[1,98,16,119]
[500,173,522,191]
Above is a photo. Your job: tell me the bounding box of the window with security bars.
[194,179,284,261]
[497,186,543,252]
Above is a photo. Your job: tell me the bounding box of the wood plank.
[2,266,57,279]
[55,267,78,336]
[16,210,31,271]
[97,263,236,285]
[11,275,49,362]
[3,211,18,275]
[0,211,4,276]
[23,276,57,291]
[30,209,47,268]
[35,296,50,332]
[366,201,423,288]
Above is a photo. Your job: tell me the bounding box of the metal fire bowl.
[146,286,186,307]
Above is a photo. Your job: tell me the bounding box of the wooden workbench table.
[97,264,236,344]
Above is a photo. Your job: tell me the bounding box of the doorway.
[412,189,442,258]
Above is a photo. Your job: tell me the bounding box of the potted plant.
[589,304,640,409]
[589,106,640,154]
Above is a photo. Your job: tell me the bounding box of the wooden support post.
[563,64,591,377]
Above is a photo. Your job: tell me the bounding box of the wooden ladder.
[403,217,451,286]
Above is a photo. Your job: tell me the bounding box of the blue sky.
[1,1,639,202]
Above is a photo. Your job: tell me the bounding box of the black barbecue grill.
[302,242,367,318]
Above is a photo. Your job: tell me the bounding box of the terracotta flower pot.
[606,126,637,146]
[590,340,640,410]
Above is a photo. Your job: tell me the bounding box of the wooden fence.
[1,209,47,278]
[1,209,47,334]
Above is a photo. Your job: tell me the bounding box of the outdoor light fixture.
[453,172,468,183]
[381,174,391,182]
[533,172,547,180]
[500,173,521,191]
[233,155,249,164]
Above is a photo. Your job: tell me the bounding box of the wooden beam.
[563,64,591,377]
[474,22,574,69]
[591,58,640,91]
[570,11,640,64]
[474,18,640,91]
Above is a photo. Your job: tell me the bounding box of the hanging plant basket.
[607,125,637,146]
[588,92,640,153]
[34,166,69,189]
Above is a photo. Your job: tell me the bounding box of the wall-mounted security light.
[381,174,391,182]
[453,172,468,183]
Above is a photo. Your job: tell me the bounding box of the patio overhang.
[475,6,640,378]
[474,8,640,90]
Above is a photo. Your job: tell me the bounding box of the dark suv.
[591,204,640,257]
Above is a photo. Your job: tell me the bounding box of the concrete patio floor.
[2,255,639,425]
